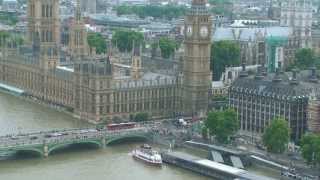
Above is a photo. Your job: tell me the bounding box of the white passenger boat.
[132,144,162,166]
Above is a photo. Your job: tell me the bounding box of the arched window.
[46,31,52,42]
[79,32,83,45]
[283,14,287,25]
[41,31,45,42]
[299,15,303,27]
[42,5,45,17]
[306,15,310,27]
[290,14,294,26]
[47,5,50,17]
[49,6,53,17]
[46,31,49,42]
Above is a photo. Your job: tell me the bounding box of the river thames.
[0,92,211,180]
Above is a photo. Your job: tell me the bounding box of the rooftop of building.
[115,71,175,80]
[113,71,177,89]
[139,22,173,32]
[213,26,293,42]
[231,68,320,99]
[89,14,150,27]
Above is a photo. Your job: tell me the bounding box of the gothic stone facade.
[0,0,212,123]
[72,58,182,122]
[280,0,313,48]
[0,50,182,123]
[183,0,213,117]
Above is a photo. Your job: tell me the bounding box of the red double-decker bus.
[106,122,136,131]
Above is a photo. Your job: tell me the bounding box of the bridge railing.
[0,126,151,139]
[0,128,93,139]
[0,140,44,149]
[0,135,102,149]
[0,127,151,150]
[104,127,149,136]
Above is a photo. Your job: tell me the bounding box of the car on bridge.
[29,136,38,140]
[78,130,90,134]
[87,129,98,133]
[45,133,63,138]
[10,135,19,140]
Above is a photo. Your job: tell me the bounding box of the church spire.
[75,0,82,22]
[68,0,89,58]
[131,40,142,80]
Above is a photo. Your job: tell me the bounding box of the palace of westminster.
[0,0,213,123]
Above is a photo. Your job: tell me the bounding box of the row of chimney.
[239,62,318,84]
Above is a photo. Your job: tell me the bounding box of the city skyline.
[0,0,319,179]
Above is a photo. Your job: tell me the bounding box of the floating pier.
[0,82,25,96]
[162,151,275,180]
[250,155,289,171]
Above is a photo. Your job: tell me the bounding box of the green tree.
[209,0,233,17]
[211,41,240,80]
[134,113,149,122]
[157,37,177,59]
[0,32,24,47]
[115,5,134,16]
[262,118,290,154]
[205,109,238,144]
[9,34,24,46]
[115,5,186,20]
[294,48,317,70]
[301,134,320,166]
[202,127,208,140]
[0,31,10,47]
[87,32,106,54]
[112,30,144,52]
[14,36,24,46]
[0,12,18,25]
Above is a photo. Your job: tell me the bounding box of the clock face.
[200,26,209,38]
[186,25,193,37]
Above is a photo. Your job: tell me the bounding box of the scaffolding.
[265,36,288,73]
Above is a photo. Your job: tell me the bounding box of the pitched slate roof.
[213,26,293,42]
[231,70,320,100]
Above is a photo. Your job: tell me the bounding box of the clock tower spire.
[69,0,89,58]
[183,0,212,117]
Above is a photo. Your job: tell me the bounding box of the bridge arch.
[14,148,44,157]
[106,134,150,145]
[47,140,102,156]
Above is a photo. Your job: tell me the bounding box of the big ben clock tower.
[183,0,212,117]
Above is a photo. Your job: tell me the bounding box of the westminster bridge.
[0,126,153,158]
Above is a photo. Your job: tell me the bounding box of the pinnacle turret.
[75,0,82,22]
